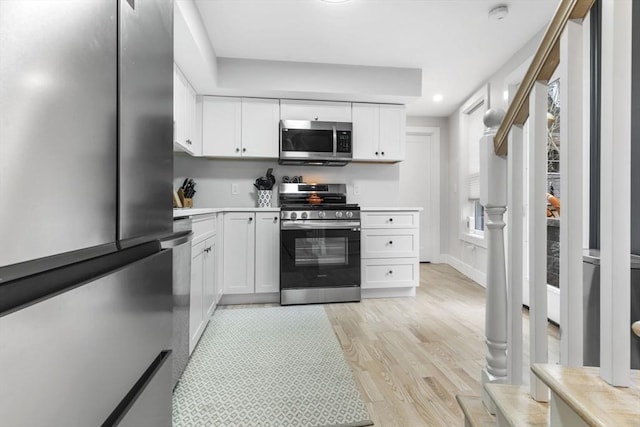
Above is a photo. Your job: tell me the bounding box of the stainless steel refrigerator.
[0,0,174,425]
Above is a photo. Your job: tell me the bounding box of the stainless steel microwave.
[279,120,352,166]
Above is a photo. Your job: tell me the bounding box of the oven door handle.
[281,221,361,230]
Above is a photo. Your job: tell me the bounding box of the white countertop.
[173,207,280,218]
[360,207,424,211]
[174,206,422,218]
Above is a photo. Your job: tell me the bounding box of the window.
[459,85,488,244]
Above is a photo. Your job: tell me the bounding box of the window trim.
[458,84,489,247]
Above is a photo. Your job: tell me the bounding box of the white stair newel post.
[528,81,549,402]
[600,0,632,387]
[507,124,524,385]
[559,19,585,368]
[480,109,508,410]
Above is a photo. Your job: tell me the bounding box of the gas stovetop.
[280,203,360,211]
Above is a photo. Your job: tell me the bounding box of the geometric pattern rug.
[173,305,373,427]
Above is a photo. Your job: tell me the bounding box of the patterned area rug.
[173,305,373,427]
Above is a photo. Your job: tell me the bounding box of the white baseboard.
[438,254,487,288]
[220,292,280,305]
[362,287,416,299]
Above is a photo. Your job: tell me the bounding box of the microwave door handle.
[332,125,337,157]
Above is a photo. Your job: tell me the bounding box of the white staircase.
[458,0,639,424]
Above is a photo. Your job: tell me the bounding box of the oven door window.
[295,237,347,266]
[281,129,333,152]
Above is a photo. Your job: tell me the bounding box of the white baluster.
[507,125,524,385]
[479,109,508,410]
[559,19,585,367]
[529,82,549,402]
[600,0,632,387]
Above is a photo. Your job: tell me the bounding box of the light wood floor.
[324,263,560,427]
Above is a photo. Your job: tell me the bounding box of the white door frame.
[405,126,441,263]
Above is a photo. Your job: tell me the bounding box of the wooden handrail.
[493,0,595,156]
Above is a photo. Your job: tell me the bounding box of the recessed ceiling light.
[489,5,509,21]
[433,94,444,102]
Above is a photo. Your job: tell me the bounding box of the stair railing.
[480,0,634,409]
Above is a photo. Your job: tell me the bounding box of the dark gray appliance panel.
[115,351,172,427]
[0,0,117,267]
[118,0,173,243]
[0,250,172,426]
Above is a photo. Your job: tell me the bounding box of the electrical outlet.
[353,184,361,196]
[231,183,239,195]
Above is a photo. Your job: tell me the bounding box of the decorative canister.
[258,190,272,208]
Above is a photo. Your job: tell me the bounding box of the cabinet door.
[241,98,279,158]
[203,236,216,317]
[255,213,280,293]
[352,103,380,161]
[223,213,255,294]
[173,65,190,153]
[189,241,205,354]
[201,96,242,157]
[379,104,406,161]
[215,214,224,303]
[185,83,201,156]
[280,99,352,122]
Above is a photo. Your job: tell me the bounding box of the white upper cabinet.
[173,64,200,155]
[280,99,352,122]
[201,96,242,157]
[201,96,278,159]
[378,104,406,161]
[352,103,405,162]
[241,98,279,158]
[352,103,380,160]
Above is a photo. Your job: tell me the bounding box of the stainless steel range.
[279,184,361,305]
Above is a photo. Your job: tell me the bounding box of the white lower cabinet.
[222,211,280,297]
[189,240,205,354]
[189,214,217,354]
[222,213,256,294]
[361,210,420,296]
[254,213,280,293]
[361,258,419,289]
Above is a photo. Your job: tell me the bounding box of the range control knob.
[345,211,353,218]
[335,211,343,218]
[290,212,297,220]
[301,212,308,219]
[318,211,326,218]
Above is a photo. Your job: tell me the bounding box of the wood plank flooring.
[324,263,560,427]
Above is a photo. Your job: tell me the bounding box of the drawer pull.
[274,216,278,221]
[389,218,393,222]
[249,217,253,222]
[388,270,393,274]
[388,241,393,245]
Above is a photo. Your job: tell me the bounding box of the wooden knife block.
[177,189,193,208]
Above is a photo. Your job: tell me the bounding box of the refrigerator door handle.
[0,241,160,316]
[159,231,193,248]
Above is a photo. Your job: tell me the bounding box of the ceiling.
[194,0,560,117]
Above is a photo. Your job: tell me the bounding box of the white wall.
[441,30,546,287]
[406,116,449,258]
[175,155,404,208]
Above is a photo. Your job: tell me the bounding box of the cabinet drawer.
[362,258,418,289]
[361,212,418,229]
[192,214,216,244]
[362,229,418,258]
